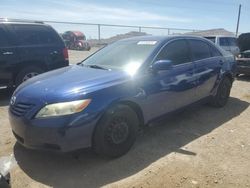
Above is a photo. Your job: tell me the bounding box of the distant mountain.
[87,28,236,47]
[88,31,148,46]
[186,28,235,36]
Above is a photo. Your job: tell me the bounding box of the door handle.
[2,51,14,55]
[219,60,224,65]
[50,51,58,55]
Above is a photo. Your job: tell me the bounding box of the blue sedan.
[9,36,236,157]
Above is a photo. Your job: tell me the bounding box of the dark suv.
[0,19,69,89]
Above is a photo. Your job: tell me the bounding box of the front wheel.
[209,77,232,108]
[93,104,139,158]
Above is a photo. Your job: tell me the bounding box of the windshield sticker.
[137,41,157,45]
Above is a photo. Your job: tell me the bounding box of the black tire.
[15,66,44,86]
[210,77,232,108]
[93,104,139,158]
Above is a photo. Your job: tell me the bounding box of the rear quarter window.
[12,24,59,45]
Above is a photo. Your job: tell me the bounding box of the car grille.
[10,102,34,117]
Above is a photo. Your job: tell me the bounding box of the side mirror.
[151,60,173,72]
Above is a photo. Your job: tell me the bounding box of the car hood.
[14,65,131,103]
[238,33,250,52]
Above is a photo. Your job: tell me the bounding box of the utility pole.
[98,24,101,42]
[236,4,242,36]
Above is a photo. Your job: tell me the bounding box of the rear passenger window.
[13,25,57,45]
[156,40,191,65]
[0,27,9,47]
[189,40,211,61]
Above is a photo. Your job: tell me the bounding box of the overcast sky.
[1,0,249,38]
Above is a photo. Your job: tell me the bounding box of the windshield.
[82,40,157,74]
[76,36,86,40]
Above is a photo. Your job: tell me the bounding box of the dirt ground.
[0,49,250,188]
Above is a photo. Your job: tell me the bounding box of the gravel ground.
[0,49,250,188]
[68,48,100,64]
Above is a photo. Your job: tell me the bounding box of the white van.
[204,36,240,56]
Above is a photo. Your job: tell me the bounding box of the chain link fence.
[44,20,199,43]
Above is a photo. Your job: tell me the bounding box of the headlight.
[36,99,91,118]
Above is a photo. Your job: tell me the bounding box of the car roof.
[120,35,208,43]
[204,35,236,38]
[0,18,45,26]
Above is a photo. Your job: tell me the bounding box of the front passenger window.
[156,40,190,65]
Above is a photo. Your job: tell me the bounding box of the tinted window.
[205,37,216,43]
[209,45,221,57]
[219,37,229,46]
[13,25,58,45]
[0,27,9,47]
[156,40,190,65]
[189,40,211,61]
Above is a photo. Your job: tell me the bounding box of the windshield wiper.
[80,64,109,70]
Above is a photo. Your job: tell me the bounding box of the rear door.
[0,25,18,88]
[189,39,223,100]
[9,24,67,71]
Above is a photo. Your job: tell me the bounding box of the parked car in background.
[9,36,236,158]
[204,36,240,56]
[0,18,69,89]
[62,31,91,51]
[236,33,250,76]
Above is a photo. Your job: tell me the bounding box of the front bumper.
[9,110,99,152]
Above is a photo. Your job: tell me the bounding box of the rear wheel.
[15,66,43,86]
[93,104,139,158]
[210,77,232,108]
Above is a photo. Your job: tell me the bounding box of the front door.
[140,39,196,121]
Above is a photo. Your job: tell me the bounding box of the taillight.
[63,47,69,61]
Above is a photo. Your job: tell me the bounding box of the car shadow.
[13,97,249,188]
[0,89,13,107]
